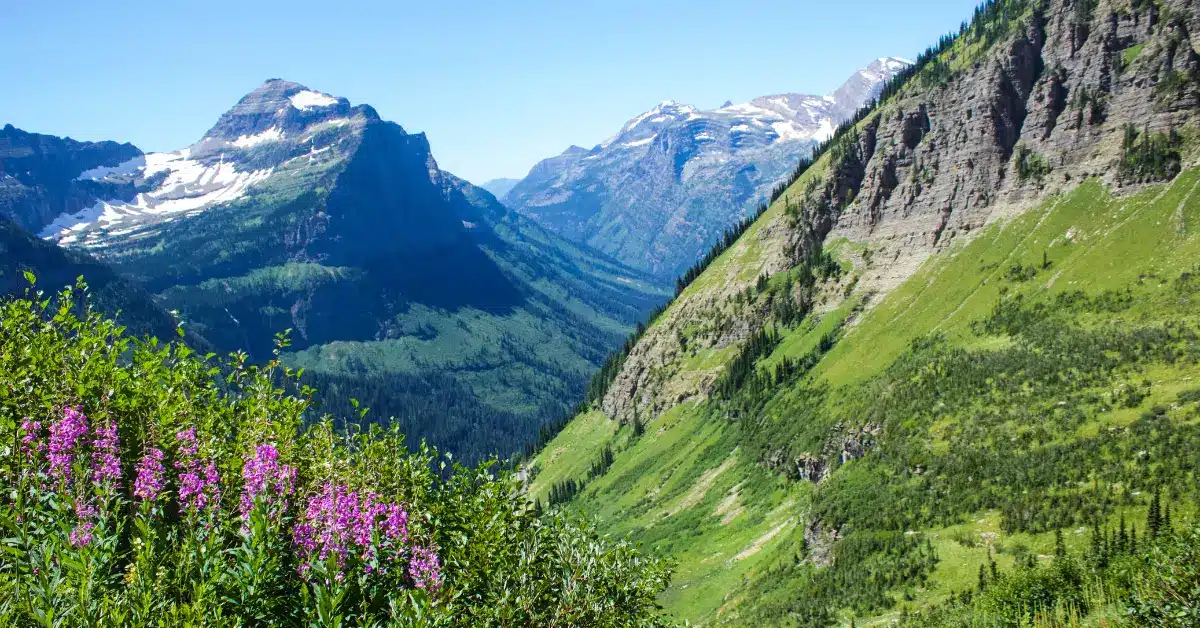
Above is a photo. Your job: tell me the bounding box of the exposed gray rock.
[0,125,143,233]
[598,0,1200,427]
[503,59,911,280]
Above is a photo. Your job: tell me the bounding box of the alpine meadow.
[3,0,1200,625]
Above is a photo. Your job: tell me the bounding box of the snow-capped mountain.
[40,81,376,247]
[17,79,666,463]
[501,58,912,279]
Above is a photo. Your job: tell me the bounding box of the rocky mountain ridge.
[599,0,1200,425]
[12,80,668,463]
[0,125,143,234]
[501,58,911,280]
[530,1,1200,622]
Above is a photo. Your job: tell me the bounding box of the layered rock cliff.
[600,0,1200,424]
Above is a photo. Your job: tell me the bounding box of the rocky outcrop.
[761,423,882,482]
[504,60,910,280]
[0,125,143,232]
[836,0,1199,299]
[599,0,1200,426]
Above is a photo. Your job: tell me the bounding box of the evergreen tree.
[1055,529,1066,558]
[632,410,645,437]
[1149,488,1162,538]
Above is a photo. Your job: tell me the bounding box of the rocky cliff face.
[0,125,143,233]
[502,59,910,280]
[838,0,1199,298]
[599,0,1200,424]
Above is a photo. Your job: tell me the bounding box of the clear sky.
[3,0,980,184]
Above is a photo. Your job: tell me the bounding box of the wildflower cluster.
[239,443,295,520]
[0,287,672,625]
[19,418,42,458]
[47,406,89,483]
[133,447,166,502]
[408,544,444,591]
[91,420,121,485]
[175,427,220,515]
[23,407,124,548]
[292,483,419,581]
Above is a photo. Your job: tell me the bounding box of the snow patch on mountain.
[621,136,656,148]
[503,57,912,277]
[42,149,273,244]
[289,90,339,111]
[77,156,149,180]
[232,127,284,147]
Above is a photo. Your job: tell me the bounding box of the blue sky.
[3,0,980,183]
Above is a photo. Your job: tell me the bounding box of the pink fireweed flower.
[408,545,443,591]
[19,418,42,457]
[133,448,166,502]
[175,428,220,513]
[240,444,295,520]
[203,460,221,502]
[90,419,121,484]
[48,407,89,482]
[74,499,97,520]
[69,521,95,548]
[293,483,412,578]
[381,503,409,544]
[70,499,98,548]
[293,483,355,568]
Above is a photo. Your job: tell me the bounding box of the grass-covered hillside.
[0,282,671,626]
[533,153,1200,628]
[530,0,1200,624]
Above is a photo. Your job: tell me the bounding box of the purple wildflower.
[90,419,121,484]
[240,444,295,520]
[69,521,95,548]
[69,500,97,548]
[175,428,220,514]
[176,428,198,458]
[19,418,42,458]
[293,483,356,569]
[74,499,97,520]
[293,483,412,579]
[381,504,409,544]
[203,460,221,504]
[133,448,166,502]
[48,407,89,483]
[408,545,443,591]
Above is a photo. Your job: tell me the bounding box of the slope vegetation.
[13,80,668,464]
[532,0,1200,623]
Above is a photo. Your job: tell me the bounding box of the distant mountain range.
[480,177,520,199]
[2,80,666,462]
[500,58,910,279]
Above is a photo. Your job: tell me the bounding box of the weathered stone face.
[503,60,911,280]
[600,0,1200,427]
[0,125,143,233]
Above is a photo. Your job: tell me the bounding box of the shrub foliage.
[0,278,672,627]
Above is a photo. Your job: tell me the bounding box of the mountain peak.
[201,79,364,144]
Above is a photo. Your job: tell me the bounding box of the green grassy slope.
[85,143,668,463]
[531,0,1200,620]
[533,168,1200,624]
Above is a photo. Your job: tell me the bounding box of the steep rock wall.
[600,0,1200,424]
